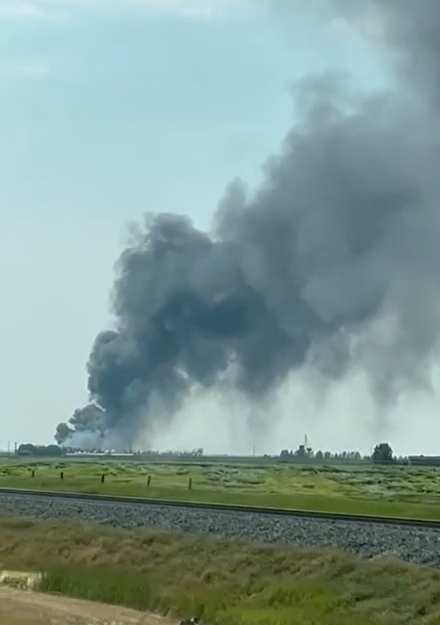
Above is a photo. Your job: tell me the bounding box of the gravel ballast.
[1,492,440,567]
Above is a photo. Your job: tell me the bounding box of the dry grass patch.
[0,517,439,624]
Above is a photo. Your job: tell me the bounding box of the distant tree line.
[278,442,398,465]
[62,448,205,457]
[133,449,205,458]
[17,443,65,457]
[279,446,364,463]
[12,441,427,467]
[14,445,207,458]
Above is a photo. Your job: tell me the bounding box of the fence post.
[189,477,192,490]
[101,474,105,484]
[147,475,151,487]
[60,471,64,481]
[31,469,35,478]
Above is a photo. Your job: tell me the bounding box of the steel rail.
[1,486,439,529]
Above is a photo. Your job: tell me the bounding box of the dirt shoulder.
[0,587,177,625]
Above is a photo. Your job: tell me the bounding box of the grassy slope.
[2,461,440,520]
[2,517,440,625]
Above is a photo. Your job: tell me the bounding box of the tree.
[295,444,307,459]
[17,444,64,457]
[372,443,394,464]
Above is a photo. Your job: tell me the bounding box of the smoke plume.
[56,0,440,449]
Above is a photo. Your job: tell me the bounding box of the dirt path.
[0,587,178,625]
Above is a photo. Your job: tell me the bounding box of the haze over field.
[3,0,440,455]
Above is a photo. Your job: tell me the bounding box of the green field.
[1,516,440,625]
[2,460,440,520]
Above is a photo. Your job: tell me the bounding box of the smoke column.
[56,0,440,449]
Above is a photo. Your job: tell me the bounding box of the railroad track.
[1,486,440,530]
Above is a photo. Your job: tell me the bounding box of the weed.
[1,518,440,624]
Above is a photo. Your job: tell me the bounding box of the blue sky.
[3,0,424,454]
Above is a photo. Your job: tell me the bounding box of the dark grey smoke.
[56,0,440,448]
[55,404,105,446]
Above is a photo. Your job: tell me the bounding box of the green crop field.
[2,460,440,521]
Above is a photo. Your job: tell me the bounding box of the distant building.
[408,455,440,466]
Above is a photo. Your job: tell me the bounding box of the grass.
[1,517,440,624]
[2,460,440,521]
